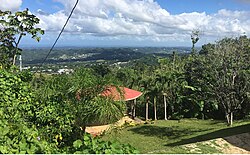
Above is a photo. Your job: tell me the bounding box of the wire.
[39,0,79,68]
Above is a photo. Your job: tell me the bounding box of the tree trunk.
[164,94,167,120]
[225,111,233,126]
[146,97,149,121]
[201,113,204,120]
[191,44,195,54]
[154,96,157,120]
[230,112,233,126]
[226,112,230,125]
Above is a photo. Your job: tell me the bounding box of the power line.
[39,0,79,68]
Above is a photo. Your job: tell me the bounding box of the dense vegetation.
[0,9,249,153]
[99,36,249,127]
[0,68,139,154]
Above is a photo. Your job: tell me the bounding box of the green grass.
[101,119,250,154]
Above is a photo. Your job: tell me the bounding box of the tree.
[159,57,187,120]
[202,36,250,126]
[0,9,44,68]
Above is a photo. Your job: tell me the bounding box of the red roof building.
[101,86,142,101]
[101,86,142,119]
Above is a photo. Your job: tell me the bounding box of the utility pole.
[19,55,22,71]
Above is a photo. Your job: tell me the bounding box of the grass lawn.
[101,119,250,154]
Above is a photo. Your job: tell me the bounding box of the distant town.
[20,47,193,74]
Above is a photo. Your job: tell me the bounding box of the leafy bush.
[0,69,33,121]
[67,133,139,154]
[31,74,76,145]
[0,119,57,154]
[0,69,57,153]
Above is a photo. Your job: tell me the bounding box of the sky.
[0,0,250,47]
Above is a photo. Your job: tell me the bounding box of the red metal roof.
[101,86,142,101]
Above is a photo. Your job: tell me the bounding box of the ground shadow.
[166,123,250,151]
[128,125,210,140]
[223,132,250,152]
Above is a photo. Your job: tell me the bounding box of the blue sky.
[21,0,64,14]
[157,0,250,14]
[21,0,250,15]
[1,0,250,47]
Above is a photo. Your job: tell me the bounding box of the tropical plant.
[67,133,139,154]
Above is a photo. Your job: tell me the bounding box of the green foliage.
[31,74,75,144]
[191,30,200,54]
[199,43,215,55]
[0,119,57,154]
[111,36,249,123]
[18,69,34,82]
[69,133,139,154]
[0,68,137,153]
[0,69,33,121]
[197,36,250,125]
[81,97,126,125]
[114,67,138,88]
[0,69,57,154]
[91,64,111,77]
[0,9,44,68]
[31,68,126,146]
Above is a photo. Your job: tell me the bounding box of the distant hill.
[21,47,192,65]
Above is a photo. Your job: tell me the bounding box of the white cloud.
[37,11,68,32]
[35,0,250,44]
[0,0,22,11]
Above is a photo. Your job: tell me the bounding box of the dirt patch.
[85,124,110,137]
[85,116,144,136]
[184,143,202,153]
